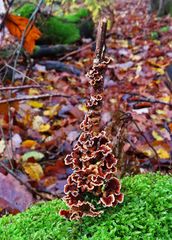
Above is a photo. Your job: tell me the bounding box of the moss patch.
[14,4,94,44]
[39,16,80,45]
[14,3,36,18]
[0,173,171,240]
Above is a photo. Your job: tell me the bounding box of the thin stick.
[12,0,43,82]
[59,32,113,62]
[0,93,70,104]
[59,42,94,61]
[0,85,41,91]
[127,94,172,107]
[132,119,160,169]
[5,64,39,85]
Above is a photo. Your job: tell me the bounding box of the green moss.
[1,173,171,240]
[14,3,36,18]
[39,16,80,44]
[64,8,90,23]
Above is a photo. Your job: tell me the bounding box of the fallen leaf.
[0,139,5,155]
[0,173,34,212]
[152,131,163,141]
[22,140,37,149]
[5,14,41,53]
[67,130,80,143]
[27,100,44,109]
[157,148,170,159]
[22,162,44,181]
[32,116,45,131]
[22,151,44,162]
[38,123,50,133]
[43,104,61,118]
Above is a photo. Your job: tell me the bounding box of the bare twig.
[94,17,107,63]
[132,119,160,169]
[5,64,39,85]
[127,94,172,107]
[0,93,70,104]
[59,42,93,61]
[12,0,44,82]
[0,85,41,91]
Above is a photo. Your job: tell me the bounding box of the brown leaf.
[0,173,34,212]
[5,14,42,53]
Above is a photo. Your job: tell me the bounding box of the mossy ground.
[0,173,171,240]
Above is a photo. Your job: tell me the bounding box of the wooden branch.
[59,32,113,62]
[85,18,109,133]
[94,18,107,64]
[59,42,93,61]
[0,93,70,104]
[0,85,41,91]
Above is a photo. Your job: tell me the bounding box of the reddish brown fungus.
[59,18,123,220]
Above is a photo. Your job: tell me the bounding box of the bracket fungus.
[60,19,123,220]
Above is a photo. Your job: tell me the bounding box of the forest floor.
[0,0,172,216]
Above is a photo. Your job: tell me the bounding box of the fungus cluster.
[59,19,123,220]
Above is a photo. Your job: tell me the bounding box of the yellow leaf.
[78,104,88,113]
[119,40,129,48]
[143,149,153,157]
[38,123,50,132]
[53,119,63,127]
[28,100,44,109]
[152,131,163,141]
[43,104,61,118]
[157,148,170,159]
[0,139,5,155]
[160,95,170,103]
[152,67,164,75]
[22,140,37,149]
[153,40,160,45]
[156,109,166,115]
[46,85,53,91]
[22,162,44,181]
[28,89,40,95]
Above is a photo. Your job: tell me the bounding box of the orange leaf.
[5,14,41,53]
[21,140,37,149]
